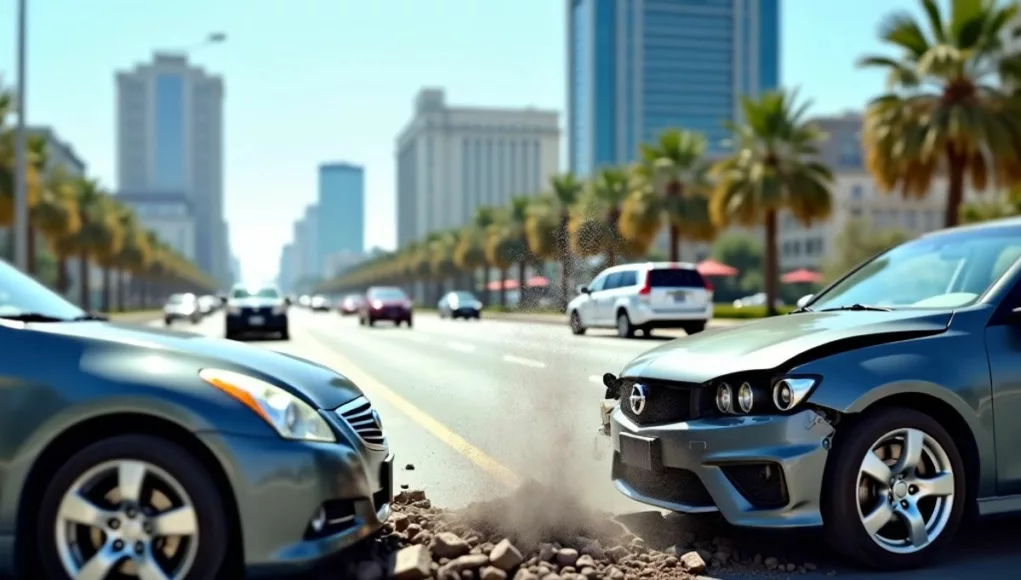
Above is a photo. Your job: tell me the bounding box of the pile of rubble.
[338,481,824,580]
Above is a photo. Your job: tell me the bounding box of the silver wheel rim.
[617,314,628,336]
[855,427,955,554]
[55,459,200,580]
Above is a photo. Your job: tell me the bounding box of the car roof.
[600,261,700,273]
[919,215,1021,238]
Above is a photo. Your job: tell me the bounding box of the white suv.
[567,262,713,338]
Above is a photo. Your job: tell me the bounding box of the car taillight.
[703,278,713,291]
[638,278,651,296]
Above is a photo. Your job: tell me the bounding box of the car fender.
[790,330,996,491]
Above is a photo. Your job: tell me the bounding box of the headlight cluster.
[714,377,818,414]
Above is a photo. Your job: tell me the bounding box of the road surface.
[157,309,1021,579]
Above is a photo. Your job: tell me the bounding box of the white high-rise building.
[395,88,561,248]
[115,53,229,285]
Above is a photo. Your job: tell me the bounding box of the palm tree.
[569,168,634,267]
[507,195,533,294]
[711,89,834,316]
[70,179,121,310]
[548,173,582,308]
[471,207,496,304]
[484,212,518,307]
[524,194,559,278]
[115,205,152,311]
[637,129,718,260]
[32,166,81,293]
[91,194,125,313]
[858,0,1021,228]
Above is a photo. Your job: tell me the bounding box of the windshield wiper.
[789,305,813,314]
[818,304,894,312]
[0,312,109,323]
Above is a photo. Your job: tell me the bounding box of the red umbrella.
[526,275,549,288]
[485,279,519,291]
[781,268,822,284]
[696,259,738,277]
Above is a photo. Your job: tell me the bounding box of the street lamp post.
[13,0,28,271]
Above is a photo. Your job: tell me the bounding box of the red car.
[340,293,364,315]
[359,286,413,327]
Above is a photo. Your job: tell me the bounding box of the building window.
[154,74,186,191]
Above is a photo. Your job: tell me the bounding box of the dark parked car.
[602,218,1021,570]
[225,284,289,340]
[0,258,393,579]
[359,287,412,327]
[163,293,201,326]
[437,291,482,319]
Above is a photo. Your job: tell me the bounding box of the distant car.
[340,294,364,315]
[567,262,714,338]
[0,257,393,579]
[311,295,332,312]
[225,284,289,340]
[298,295,311,308]
[197,294,217,316]
[359,287,413,328]
[437,291,482,319]
[163,293,201,326]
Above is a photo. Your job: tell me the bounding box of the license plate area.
[619,432,661,472]
[249,316,264,325]
[671,291,687,303]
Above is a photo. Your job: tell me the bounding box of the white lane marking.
[501,354,546,368]
[446,341,477,353]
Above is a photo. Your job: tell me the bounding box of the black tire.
[684,322,707,335]
[358,317,365,326]
[368,318,375,327]
[822,407,966,570]
[569,311,585,335]
[35,434,229,580]
[616,310,635,338]
[164,317,172,327]
[280,328,290,340]
[406,317,414,328]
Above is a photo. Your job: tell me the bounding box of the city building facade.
[318,163,365,257]
[395,88,561,248]
[115,53,230,285]
[567,0,780,175]
[115,192,197,261]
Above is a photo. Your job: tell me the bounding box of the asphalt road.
[158,309,1021,580]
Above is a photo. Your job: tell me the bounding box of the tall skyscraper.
[567,0,780,175]
[115,53,229,284]
[317,163,365,257]
[396,89,561,248]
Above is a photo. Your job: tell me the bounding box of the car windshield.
[0,259,87,320]
[370,288,407,301]
[452,292,477,301]
[810,230,1021,311]
[167,294,193,304]
[231,287,280,299]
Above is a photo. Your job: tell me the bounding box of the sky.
[0,0,930,284]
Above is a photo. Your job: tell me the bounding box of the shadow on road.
[614,510,1021,579]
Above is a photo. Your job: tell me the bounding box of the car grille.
[613,458,714,507]
[241,306,272,315]
[336,397,386,448]
[617,378,704,426]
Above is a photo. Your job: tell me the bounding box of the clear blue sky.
[0,0,926,284]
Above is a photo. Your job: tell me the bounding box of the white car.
[163,293,201,326]
[567,262,713,338]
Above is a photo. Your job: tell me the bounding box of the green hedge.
[712,304,795,318]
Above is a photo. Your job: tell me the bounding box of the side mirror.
[579,286,590,295]
[285,297,292,306]
[796,294,814,309]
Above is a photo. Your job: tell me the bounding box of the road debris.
[336,481,826,579]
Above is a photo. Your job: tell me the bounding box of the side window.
[604,272,623,290]
[588,273,608,292]
[619,270,638,287]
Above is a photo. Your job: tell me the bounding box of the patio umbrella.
[696,259,738,277]
[526,275,549,288]
[781,268,822,284]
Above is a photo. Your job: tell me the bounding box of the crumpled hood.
[31,321,361,409]
[618,310,952,383]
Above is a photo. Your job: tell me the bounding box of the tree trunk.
[517,261,527,309]
[101,268,112,313]
[558,213,571,311]
[78,256,90,310]
[116,270,125,312]
[481,265,491,306]
[764,209,779,317]
[669,223,680,262]
[606,208,620,267]
[57,256,69,296]
[945,146,966,227]
[499,268,508,307]
[26,227,36,275]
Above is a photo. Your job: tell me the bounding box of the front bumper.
[197,429,393,576]
[366,307,411,321]
[227,312,288,333]
[610,406,833,528]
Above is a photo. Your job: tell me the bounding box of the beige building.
[395,89,561,248]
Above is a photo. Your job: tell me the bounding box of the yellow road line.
[297,327,524,489]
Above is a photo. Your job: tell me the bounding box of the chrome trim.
[336,396,388,451]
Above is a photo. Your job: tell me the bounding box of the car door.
[597,272,624,323]
[578,272,608,326]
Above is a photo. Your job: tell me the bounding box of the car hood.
[618,310,952,384]
[231,297,282,308]
[31,321,361,409]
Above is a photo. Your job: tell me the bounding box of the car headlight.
[737,382,754,413]
[772,377,819,412]
[474,301,483,309]
[199,369,336,442]
[227,304,240,315]
[715,383,733,414]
